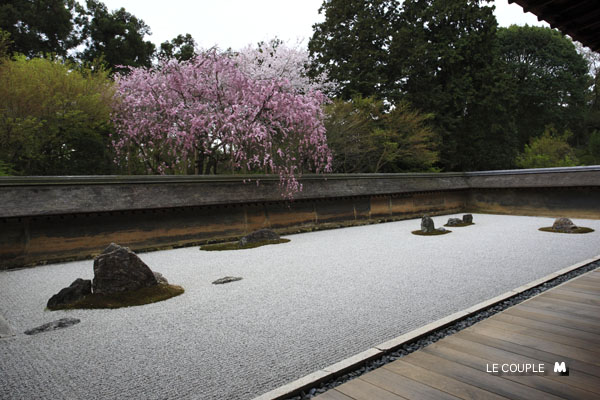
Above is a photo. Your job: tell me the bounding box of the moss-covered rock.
[538,227,594,234]
[200,238,290,251]
[411,229,452,236]
[47,284,184,310]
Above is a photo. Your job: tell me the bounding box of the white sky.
[99,0,548,50]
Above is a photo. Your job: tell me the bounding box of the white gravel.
[1,213,599,400]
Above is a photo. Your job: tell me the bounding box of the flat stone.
[24,318,80,335]
[93,243,158,295]
[47,278,91,309]
[212,276,243,285]
[239,229,280,247]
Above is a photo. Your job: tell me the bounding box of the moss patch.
[411,230,452,236]
[200,238,290,251]
[539,227,595,234]
[443,222,474,227]
[48,284,184,310]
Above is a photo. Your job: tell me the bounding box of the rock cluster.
[446,214,474,226]
[239,229,280,247]
[552,217,578,232]
[47,243,168,309]
[420,215,447,233]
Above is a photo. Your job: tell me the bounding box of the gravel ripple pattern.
[1,214,599,400]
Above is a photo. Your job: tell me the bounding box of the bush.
[0,55,115,175]
[515,126,578,168]
[324,96,439,173]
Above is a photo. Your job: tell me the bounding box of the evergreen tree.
[0,0,83,57]
[79,0,155,72]
[392,0,516,170]
[158,33,196,62]
[498,25,591,148]
[308,0,399,100]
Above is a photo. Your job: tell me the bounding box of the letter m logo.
[554,361,569,375]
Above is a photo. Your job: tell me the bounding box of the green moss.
[200,238,290,251]
[443,222,474,227]
[538,227,595,234]
[411,230,452,236]
[48,284,184,310]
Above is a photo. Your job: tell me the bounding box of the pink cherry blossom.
[111,48,332,198]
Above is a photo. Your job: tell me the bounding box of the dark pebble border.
[286,260,600,400]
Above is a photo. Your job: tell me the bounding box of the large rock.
[239,229,280,247]
[92,243,158,295]
[47,278,91,309]
[421,215,435,233]
[552,217,577,232]
[446,218,463,227]
[463,214,473,224]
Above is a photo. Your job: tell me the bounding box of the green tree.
[498,25,591,148]
[0,55,115,175]
[391,0,517,171]
[0,0,83,57]
[308,0,398,99]
[325,96,438,172]
[158,33,196,61]
[79,0,155,72]
[516,126,578,169]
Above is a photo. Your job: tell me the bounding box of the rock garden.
[46,243,184,311]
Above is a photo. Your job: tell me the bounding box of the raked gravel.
[1,214,599,400]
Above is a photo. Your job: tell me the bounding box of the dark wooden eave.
[508,0,600,51]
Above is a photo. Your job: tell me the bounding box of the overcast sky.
[99,0,548,50]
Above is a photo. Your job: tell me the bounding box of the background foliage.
[1,0,599,181]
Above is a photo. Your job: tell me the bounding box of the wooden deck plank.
[466,324,600,365]
[336,378,407,400]
[476,318,598,351]
[383,360,509,400]
[457,330,600,378]
[422,342,598,400]
[360,367,460,400]
[565,276,600,289]
[401,351,563,400]
[541,289,600,307]
[503,306,600,334]
[314,390,356,400]
[553,284,600,296]
[439,335,600,395]
[507,305,600,332]
[534,294,600,311]
[492,313,600,345]
[524,298,600,322]
[564,282,600,293]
